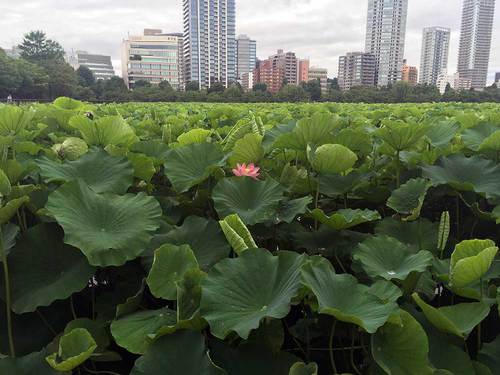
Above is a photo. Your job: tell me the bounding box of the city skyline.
[1,0,499,84]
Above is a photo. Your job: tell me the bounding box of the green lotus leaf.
[427,332,475,375]
[131,331,226,375]
[335,127,373,155]
[46,180,162,267]
[301,257,398,333]
[449,239,498,288]
[164,142,225,193]
[479,130,500,152]
[289,362,318,375]
[0,196,29,225]
[310,143,357,174]
[462,122,498,151]
[309,208,381,230]
[387,178,431,221]
[52,137,88,160]
[368,280,403,303]
[274,196,312,224]
[319,172,364,197]
[375,217,438,252]
[478,335,500,374]
[0,169,11,197]
[177,268,206,323]
[228,133,264,167]
[422,155,500,200]
[425,120,460,147]
[492,205,500,224]
[0,105,34,136]
[0,159,27,184]
[111,308,177,354]
[0,223,19,261]
[130,140,170,164]
[115,280,146,319]
[53,97,83,111]
[210,340,299,375]
[64,318,110,352]
[158,215,231,270]
[46,328,97,371]
[375,120,429,152]
[473,361,493,375]
[127,152,156,182]
[176,128,211,146]
[212,177,285,225]
[37,148,134,194]
[70,115,138,147]
[372,310,433,375]
[200,249,305,339]
[412,293,490,338]
[0,350,61,375]
[219,213,257,255]
[146,244,199,300]
[2,224,95,314]
[353,235,433,281]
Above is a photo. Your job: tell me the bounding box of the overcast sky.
[1,0,499,83]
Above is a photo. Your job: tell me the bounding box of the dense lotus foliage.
[0,98,500,374]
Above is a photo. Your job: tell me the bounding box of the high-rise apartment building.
[437,72,472,93]
[253,49,300,93]
[338,52,376,91]
[270,49,298,85]
[308,67,328,93]
[401,60,418,85]
[495,72,500,84]
[419,27,450,86]
[183,0,237,89]
[236,35,256,80]
[121,29,183,89]
[67,50,115,80]
[298,59,310,83]
[457,0,496,89]
[365,0,409,86]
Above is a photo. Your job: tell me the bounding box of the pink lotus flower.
[232,163,260,180]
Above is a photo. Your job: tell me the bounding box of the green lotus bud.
[53,138,88,161]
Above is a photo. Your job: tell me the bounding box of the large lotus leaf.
[219,214,257,255]
[273,196,312,224]
[0,350,61,375]
[372,310,433,375]
[478,335,500,374]
[131,331,226,375]
[449,239,498,288]
[177,128,212,146]
[427,332,475,375]
[375,120,429,152]
[387,178,431,221]
[289,362,318,375]
[0,105,34,136]
[3,224,95,314]
[146,244,199,300]
[210,340,299,375]
[228,133,264,167]
[0,169,11,197]
[375,217,438,252]
[479,130,500,152]
[53,97,84,111]
[0,196,29,225]
[353,235,433,281]
[130,140,170,165]
[200,249,305,339]
[212,177,285,225]
[37,148,134,194]
[310,144,357,174]
[319,172,363,197]
[425,120,460,147]
[462,123,498,151]
[309,208,381,230]
[64,318,110,352]
[413,294,489,338]
[422,155,500,200]
[46,328,97,371]
[111,308,177,354]
[127,152,156,182]
[273,113,338,150]
[301,257,398,333]
[46,180,162,267]
[0,223,19,260]
[157,216,231,270]
[368,280,403,303]
[335,127,373,155]
[164,142,225,193]
[70,115,138,147]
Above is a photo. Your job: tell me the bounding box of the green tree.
[76,66,95,87]
[0,49,22,98]
[252,83,267,92]
[185,81,200,91]
[18,30,65,63]
[43,62,78,99]
[207,82,225,94]
[16,59,49,99]
[276,84,309,102]
[301,79,322,101]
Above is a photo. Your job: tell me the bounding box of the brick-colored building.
[253,49,300,93]
[401,60,418,85]
[298,59,310,83]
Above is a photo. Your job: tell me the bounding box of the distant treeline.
[1,31,499,103]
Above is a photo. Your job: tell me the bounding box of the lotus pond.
[1,98,500,374]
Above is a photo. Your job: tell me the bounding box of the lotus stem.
[0,227,15,357]
[329,320,338,374]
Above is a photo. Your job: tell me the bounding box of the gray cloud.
[1,0,499,82]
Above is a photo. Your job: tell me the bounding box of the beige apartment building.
[121,29,183,89]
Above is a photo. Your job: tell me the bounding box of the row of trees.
[1,31,499,103]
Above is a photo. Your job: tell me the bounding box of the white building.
[457,0,496,89]
[121,29,183,89]
[419,27,451,86]
[437,72,472,94]
[308,67,328,93]
[365,0,409,86]
[67,50,115,80]
[236,35,256,81]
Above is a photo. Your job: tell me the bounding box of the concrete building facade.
[308,67,328,93]
[457,0,496,89]
[67,50,115,80]
[338,52,376,91]
[419,27,451,86]
[183,0,237,89]
[236,34,256,80]
[298,59,310,83]
[121,29,183,89]
[402,60,418,85]
[365,0,409,86]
